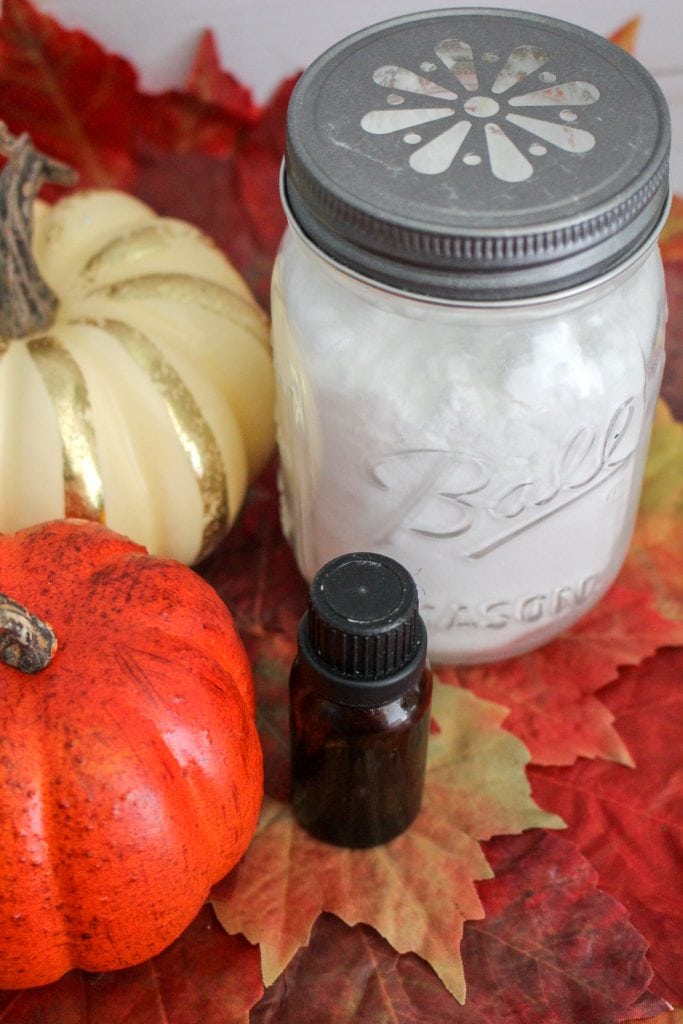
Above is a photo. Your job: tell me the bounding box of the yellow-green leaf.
[622,401,683,623]
[213,680,562,1003]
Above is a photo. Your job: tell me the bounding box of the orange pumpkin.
[0,520,263,988]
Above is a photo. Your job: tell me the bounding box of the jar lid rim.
[283,168,671,306]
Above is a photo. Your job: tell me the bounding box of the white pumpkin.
[0,182,275,564]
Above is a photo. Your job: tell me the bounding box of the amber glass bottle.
[290,551,432,848]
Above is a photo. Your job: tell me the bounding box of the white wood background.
[21,0,683,192]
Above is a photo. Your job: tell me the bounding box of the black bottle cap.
[298,552,427,707]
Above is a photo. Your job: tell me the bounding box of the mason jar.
[271,7,671,664]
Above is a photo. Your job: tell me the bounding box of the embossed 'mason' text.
[423,574,602,631]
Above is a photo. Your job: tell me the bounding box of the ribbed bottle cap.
[284,7,671,301]
[298,552,427,706]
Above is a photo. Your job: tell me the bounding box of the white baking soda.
[272,228,666,663]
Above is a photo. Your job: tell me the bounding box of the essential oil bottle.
[290,551,432,848]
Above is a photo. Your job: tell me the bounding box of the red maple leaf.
[0,906,263,1023]
[530,647,683,1005]
[247,833,666,1024]
[0,0,139,187]
[0,843,666,1024]
[133,73,297,307]
[437,582,683,767]
[185,30,261,125]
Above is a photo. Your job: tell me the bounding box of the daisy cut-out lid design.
[284,8,670,300]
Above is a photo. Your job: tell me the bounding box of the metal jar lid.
[284,7,671,301]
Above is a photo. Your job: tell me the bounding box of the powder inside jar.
[273,232,665,663]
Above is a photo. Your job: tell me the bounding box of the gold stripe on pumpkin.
[81,224,192,280]
[28,336,105,522]
[92,274,270,351]
[97,318,229,561]
[81,223,249,300]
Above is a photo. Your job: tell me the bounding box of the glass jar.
[271,8,671,663]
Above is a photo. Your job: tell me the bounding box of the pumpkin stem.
[0,593,57,673]
[0,123,77,340]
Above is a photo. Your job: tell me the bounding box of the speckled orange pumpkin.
[0,519,263,989]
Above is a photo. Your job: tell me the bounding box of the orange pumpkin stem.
[0,593,57,673]
[0,123,77,340]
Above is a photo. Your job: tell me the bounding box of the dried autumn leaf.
[625,1013,683,1024]
[660,196,683,264]
[436,588,683,767]
[0,0,139,188]
[530,647,683,1005]
[249,833,666,1024]
[473,833,666,1024]
[185,29,261,124]
[215,788,489,1003]
[140,50,297,305]
[622,403,683,621]
[622,1002,683,1024]
[608,17,641,54]
[0,906,263,1024]
[212,680,563,1004]
[133,75,295,307]
[661,196,683,418]
[663,264,683,420]
[249,913,459,1024]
